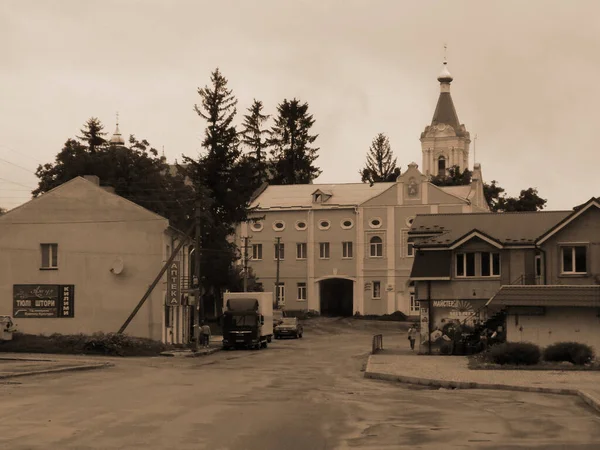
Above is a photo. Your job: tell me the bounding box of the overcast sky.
[0,0,598,210]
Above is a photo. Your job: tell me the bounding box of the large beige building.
[239,62,489,317]
[0,176,192,343]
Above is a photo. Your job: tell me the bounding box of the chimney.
[83,175,100,186]
[101,186,116,194]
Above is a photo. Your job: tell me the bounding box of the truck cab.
[221,293,273,350]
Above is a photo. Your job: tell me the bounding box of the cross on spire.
[116,111,119,127]
[443,43,448,63]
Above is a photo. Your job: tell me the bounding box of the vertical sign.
[167,261,181,306]
[58,285,75,318]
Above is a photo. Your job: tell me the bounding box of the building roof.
[431,92,460,131]
[536,197,600,245]
[493,285,600,308]
[410,251,452,280]
[250,182,395,209]
[410,210,571,248]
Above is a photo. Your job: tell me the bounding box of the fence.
[371,334,383,354]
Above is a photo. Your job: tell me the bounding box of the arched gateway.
[319,278,354,317]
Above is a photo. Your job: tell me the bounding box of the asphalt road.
[0,318,599,450]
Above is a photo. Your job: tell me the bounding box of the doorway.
[319,278,354,316]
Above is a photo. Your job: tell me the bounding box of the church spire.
[109,112,125,145]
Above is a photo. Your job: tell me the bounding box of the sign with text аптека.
[13,285,75,318]
[167,261,181,306]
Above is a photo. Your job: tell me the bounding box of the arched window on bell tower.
[437,156,446,176]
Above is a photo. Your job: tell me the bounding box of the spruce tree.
[77,117,107,153]
[241,99,270,187]
[269,98,321,185]
[359,133,400,185]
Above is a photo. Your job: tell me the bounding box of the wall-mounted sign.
[13,285,75,318]
[167,261,181,306]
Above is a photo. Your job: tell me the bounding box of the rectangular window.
[274,243,285,260]
[252,244,262,260]
[410,293,420,313]
[562,246,587,274]
[296,243,307,260]
[480,252,501,277]
[41,243,58,269]
[342,241,353,259]
[456,252,478,278]
[372,281,381,299]
[276,283,285,304]
[319,242,330,259]
[297,282,307,301]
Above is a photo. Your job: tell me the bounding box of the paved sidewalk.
[160,335,223,357]
[365,340,600,414]
[0,355,112,379]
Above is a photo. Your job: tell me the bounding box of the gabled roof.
[536,197,600,245]
[410,210,571,248]
[250,182,394,209]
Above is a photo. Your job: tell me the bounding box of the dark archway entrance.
[320,278,354,316]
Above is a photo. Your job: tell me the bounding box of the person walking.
[200,321,211,348]
[407,324,418,351]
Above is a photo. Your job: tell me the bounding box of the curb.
[0,362,113,380]
[364,356,600,414]
[160,347,222,357]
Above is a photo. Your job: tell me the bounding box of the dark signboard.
[166,261,181,306]
[13,285,75,318]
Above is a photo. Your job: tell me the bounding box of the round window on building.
[318,220,331,230]
[250,221,263,232]
[295,221,307,231]
[273,221,286,231]
[369,218,382,229]
[406,216,415,227]
[341,219,354,230]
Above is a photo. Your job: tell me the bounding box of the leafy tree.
[33,119,194,230]
[241,99,270,188]
[360,133,401,185]
[77,117,107,153]
[429,165,472,187]
[227,265,264,293]
[429,168,546,212]
[183,68,256,312]
[269,98,321,185]
[0,207,6,215]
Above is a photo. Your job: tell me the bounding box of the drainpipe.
[427,280,432,355]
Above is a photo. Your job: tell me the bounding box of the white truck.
[221,292,274,350]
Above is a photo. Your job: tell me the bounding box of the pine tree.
[359,133,400,185]
[269,98,321,185]
[77,117,107,153]
[241,99,270,187]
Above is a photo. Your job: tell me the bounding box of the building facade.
[0,176,192,343]
[239,62,489,317]
[410,198,600,354]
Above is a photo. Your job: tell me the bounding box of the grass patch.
[0,332,172,357]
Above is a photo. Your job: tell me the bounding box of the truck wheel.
[299,333,303,338]
[261,341,268,349]
[267,336,272,343]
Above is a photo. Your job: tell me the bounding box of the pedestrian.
[201,321,211,348]
[407,324,418,351]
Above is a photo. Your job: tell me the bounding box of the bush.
[440,342,453,355]
[354,311,408,322]
[0,332,170,357]
[543,342,595,366]
[490,342,541,365]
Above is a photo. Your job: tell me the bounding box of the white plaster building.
[238,61,489,317]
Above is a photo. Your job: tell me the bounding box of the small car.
[274,317,303,339]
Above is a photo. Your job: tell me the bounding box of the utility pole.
[243,236,249,292]
[194,198,203,352]
[275,237,281,309]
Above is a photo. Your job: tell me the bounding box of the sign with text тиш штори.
[167,261,181,306]
[13,285,75,318]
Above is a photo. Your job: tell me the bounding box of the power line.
[0,156,36,174]
[0,176,35,190]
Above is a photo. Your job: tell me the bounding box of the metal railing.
[372,334,383,354]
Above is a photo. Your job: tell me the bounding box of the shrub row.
[489,341,595,366]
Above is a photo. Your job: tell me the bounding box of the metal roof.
[493,285,600,307]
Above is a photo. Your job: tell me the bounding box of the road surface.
[0,318,599,449]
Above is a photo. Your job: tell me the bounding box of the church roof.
[250,182,394,209]
[431,92,461,131]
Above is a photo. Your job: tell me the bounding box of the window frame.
[318,220,331,230]
[369,217,382,229]
[272,220,286,231]
[250,221,263,232]
[437,155,446,175]
[251,243,263,261]
[456,251,501,278]
[342,241,353,259]
[295,221,307,231]
[276,283,285,304]
[40,243,58,270]
[369,236,383,258]
[560,245,588,275]
[297,282,307,301]
[340,218,354,230]
[480,252,501,277]
[372,281,381,299]
[274,242,285,260]
[296,242,307,260]
[319,242,330,259]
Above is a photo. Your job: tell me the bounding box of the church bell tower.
[420,59,471,177]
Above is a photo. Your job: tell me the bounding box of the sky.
[0,0,598,211]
